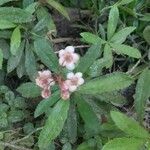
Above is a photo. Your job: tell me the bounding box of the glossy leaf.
[0,7,33,23]
[10,26,21,55]
[103,44,113,68]
[7,40,25,73]
[102,137,145,150]
[110,27,136,44]
[80,32,106,44]
[75,95,101,135]
[111,111,149,138]
[76,44,101,73]
[25,42,37,81]
[107,6,119,40]
[0,20,16,29]
[78,72,133,95]
[38,100,69,149]
[47,0,70,20]
[34,38,59,73]
[34,91,60,118]
[110,43,141,58]
[17,82,41,98]
[117,0,134,5]
[135,68,150,122]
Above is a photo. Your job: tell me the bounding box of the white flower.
[58,46,79,70]
[35,70,55,89]
[66,72,84,92]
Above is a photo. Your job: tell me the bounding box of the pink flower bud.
[60,81,70,100]
[41,88,51,99]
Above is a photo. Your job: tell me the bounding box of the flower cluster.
[35,46,84,100]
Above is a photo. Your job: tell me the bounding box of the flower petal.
[66,63,75,70]
[73,54,79,63]
[59,49,65,57]
[65,46,74,52]
[78,78,84,85]
[69,85,77,92]
[67,72,74,79]
[75,72,83,78]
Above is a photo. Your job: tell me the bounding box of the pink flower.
[41,87,51,99]
[58,46,79,70]
[60,81,70,100]
[66,72,84,92]
[35,70,55,89]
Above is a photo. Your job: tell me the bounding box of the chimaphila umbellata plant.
[35,46,84,100]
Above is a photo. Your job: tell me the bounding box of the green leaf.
[75,94,101,135]
[46,0,70,20]
[117,0,134,5]
[77,139,96,150]
[140,13,150,22]
[102,137,145,150]
[7,40,25,73]
[76,44,101,73]
[25,42,37,81]
[0,20,16,29]
[0,0,18,5]
[38,100,69,149]
[110,43,141,58]
[17,82,41,98]
[66,101,77,144]
[111,111,149,138]
[34,38,59,73]
[80,32,106,44]
[8,110,25,123]
[10,26,21,55]
[62,142,72,150]
[25,2,39,14]
[78,72,133,95]
[0,7,33,23]
[0,49,3,69]
[143,25,150,45]
[0,39,10,59]
[110,27,136,44]
[135,68,150,122]
[23,0,34,8]
[103,44,113,68]
[107,6,119,40]
[34,91,60,118]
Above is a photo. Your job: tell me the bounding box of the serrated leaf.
[25,42,37,81]
[76,44,101,73]
[75,94,101,135]
[110,43,141,58]
[80,32,106,44]
[46,0,70,20]
[103,44,113,68]
[135,68,150,122]
[0,7,33,23]
[111,111,149,138]
[17,82,41,98]
[117,0,134,5]
[143,26,150,45]
[34,38,59,73]
[7,40,25,73]
[107,6,119,40]
[102,137,145,150]
[34,91,60,118]
[66,101,77,144]
[0,20,16,29]
[0,49,3,69]
[38,100,69,149]
[110,27,136,44]
[0,0,18,5]
[78,72,133,95]
[25,2,39,14]
[10,26,21,55]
